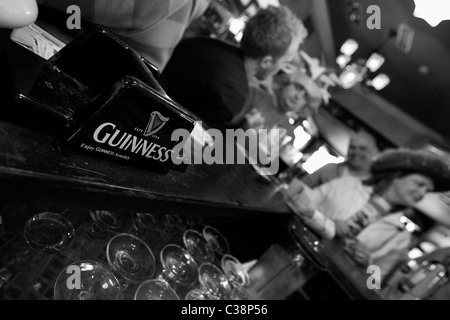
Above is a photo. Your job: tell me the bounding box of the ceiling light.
[340,39,358,56]
[365,52,385,72]
[370,73,390,91]
[336,36,393,91]
[413,0,450,27]
[336,54,351,68]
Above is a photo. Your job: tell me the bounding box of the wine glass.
[24,212,75,253]
[131,212,173,255]
[184,288,219,300]
[202,226,230,256]
[131,212,165,237]
[198,262,232,300]
[89,210,134,234]
[183,229,215,265]
[134,279,180,300]
[221,254,249,287]
[54,260,122,300]
[230,286,257,300]
[158,244,199,295]
[106,233,156,286]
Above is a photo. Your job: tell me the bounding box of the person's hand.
[283,179,316,218]
[285,178,305,199]
[334,220,351,238]
[343,238,373,267]
[245,109,264,127]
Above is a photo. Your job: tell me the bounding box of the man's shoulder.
[179,37,239,51]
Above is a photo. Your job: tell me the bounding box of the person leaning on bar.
[159,5,308,130]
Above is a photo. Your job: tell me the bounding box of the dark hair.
[240,6,307,60]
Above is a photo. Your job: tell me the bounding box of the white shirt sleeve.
[301,209,336,239]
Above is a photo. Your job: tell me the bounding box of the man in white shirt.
[300,130,380,188]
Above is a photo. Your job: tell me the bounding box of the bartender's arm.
[37,0,175,29]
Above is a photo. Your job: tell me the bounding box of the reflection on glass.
[54,260,122,300]
[158,244,199,289]
[183,229,215,264]
[198,262,232,300]
[134,279,179,300]
[221,254,249,287]
[106,233,156,284]
[184,287,219,300]
[230,286,257,300]
[89,210,134,234]
[202,226,230,256]
[24,212,75,253]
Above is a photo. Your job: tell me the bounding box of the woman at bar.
[287,148,450,240]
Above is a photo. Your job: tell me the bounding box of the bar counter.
[321,239,382,300]
[0,119,291,218]
[0,120,383,300]
[0,110,391,301]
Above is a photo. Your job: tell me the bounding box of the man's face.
[347,133,379,172]
[255,35,303,81]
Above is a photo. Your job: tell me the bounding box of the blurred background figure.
[339,149,450,282]
[300,130,380,188]
[37,0,212,71]
[0,0,38,29]
[243,69,322,140]
[286,148,450,242]
[160,5,307,129]
[381,246,450,300]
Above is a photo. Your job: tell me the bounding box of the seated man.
[160,5,308,129]
[300,130,381,188]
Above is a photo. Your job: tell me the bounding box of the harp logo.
[144,111,170,137]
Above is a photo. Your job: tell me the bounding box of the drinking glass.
[184,288,219,300]
[183,229,215,265]
[131,212,165,237]
[54,260,122,300]
[221,254,249,287]
[158,244,199,295]
[198,262,232,300]
[134,279,179,300]
[130,212,173,255]
[202,225,230,256]
[89,210,134,234]
[24,212,75,253]
[106,233,156,284]
[230,286,257,300]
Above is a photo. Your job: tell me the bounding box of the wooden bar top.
[0,119,292,218]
